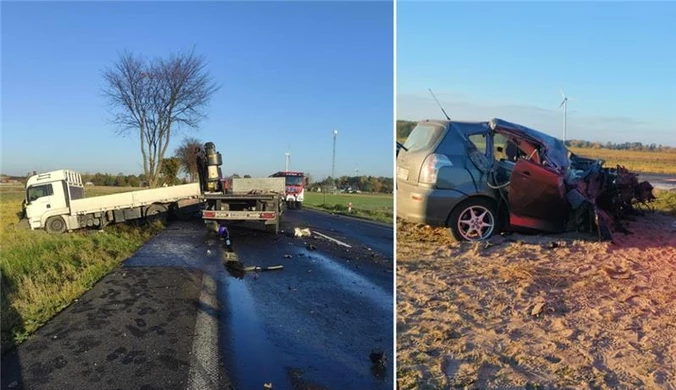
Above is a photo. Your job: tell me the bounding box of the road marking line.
[187,274,219,390]
[312,231,352,248]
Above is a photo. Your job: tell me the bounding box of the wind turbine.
[559,89,575,143]
[285,151,291,172]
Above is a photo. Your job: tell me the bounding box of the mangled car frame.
[396,118,655,241]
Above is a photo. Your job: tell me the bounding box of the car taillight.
[419,153,453,185]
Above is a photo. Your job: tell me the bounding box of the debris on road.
[294,227,312,237]
[370,350,386,365]
[223,251,239,262]
[306,244,316,250]
[369,350,387,380]
[264,382,273,389]
[283,254,292,258]
[224,259,284,278]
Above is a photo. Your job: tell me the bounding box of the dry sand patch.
[397,214,676,389]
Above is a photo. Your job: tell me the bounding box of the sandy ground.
[397,213,676,390]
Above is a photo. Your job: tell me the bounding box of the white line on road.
[312,231,352,248]
[187,274,220,390]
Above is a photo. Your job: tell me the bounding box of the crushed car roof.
[418,118,569,171]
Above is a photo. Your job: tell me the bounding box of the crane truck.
[19,142,286,234]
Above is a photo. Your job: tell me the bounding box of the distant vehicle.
[396,118,654,241]
[270,171,306,209]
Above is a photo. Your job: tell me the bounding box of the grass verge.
[652,189,676,215]
[303,192,393,224]
[0,185,164,353]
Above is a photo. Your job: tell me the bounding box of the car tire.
[448,198,497,241]
[45,216,67,234]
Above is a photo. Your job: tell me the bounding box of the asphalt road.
[1,208,393,390]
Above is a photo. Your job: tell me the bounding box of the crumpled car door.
[508,159,569,232]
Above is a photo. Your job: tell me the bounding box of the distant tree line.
[313,176,393,194]
[564,139,676,152]
[397,120,675,152]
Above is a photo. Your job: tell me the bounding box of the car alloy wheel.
[456,205,495,241]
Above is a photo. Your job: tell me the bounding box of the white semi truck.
[20,142,286,234]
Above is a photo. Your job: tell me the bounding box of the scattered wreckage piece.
[294,227,312,237]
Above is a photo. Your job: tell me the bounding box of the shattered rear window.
[468,133,488,155]
[402,124,444,153]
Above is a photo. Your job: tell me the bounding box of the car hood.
[489,118,570,172]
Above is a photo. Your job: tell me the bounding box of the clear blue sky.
[397,1,676,146]
[1,1,393,178]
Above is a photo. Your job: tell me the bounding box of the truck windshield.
[285,177,304,186]
[27,184,54,202]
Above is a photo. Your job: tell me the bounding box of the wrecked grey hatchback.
[396,118,654,241]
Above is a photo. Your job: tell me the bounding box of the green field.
[653,189,676,215]
[0,185,163,353]
[303,191,393,224]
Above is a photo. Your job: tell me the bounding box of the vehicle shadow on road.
[1,271,25,390]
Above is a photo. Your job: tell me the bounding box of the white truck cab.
[24,170,84,231]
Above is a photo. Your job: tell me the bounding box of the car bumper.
[396,180,468,226]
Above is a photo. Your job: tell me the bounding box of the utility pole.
[332,129,338,191]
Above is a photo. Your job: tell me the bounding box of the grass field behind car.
[569,147,676,175]
[0,185,164,353]
[303,191,393,224]
[653,189,676,215]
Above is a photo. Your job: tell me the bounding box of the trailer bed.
[70,183,202,215]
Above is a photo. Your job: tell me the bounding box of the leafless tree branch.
[101,48,220,187]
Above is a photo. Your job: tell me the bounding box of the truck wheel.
[286,200,294,210]
[295,201,302,209]
[447,198,497,241]
[145,204,168,224]
[45,216,67,234]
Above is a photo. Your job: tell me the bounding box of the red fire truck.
[269,171,306,209]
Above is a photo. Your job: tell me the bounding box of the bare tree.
[101,48,219,188]
[174,137,203,182]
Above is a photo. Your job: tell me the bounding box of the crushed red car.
[396,118,655,241]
